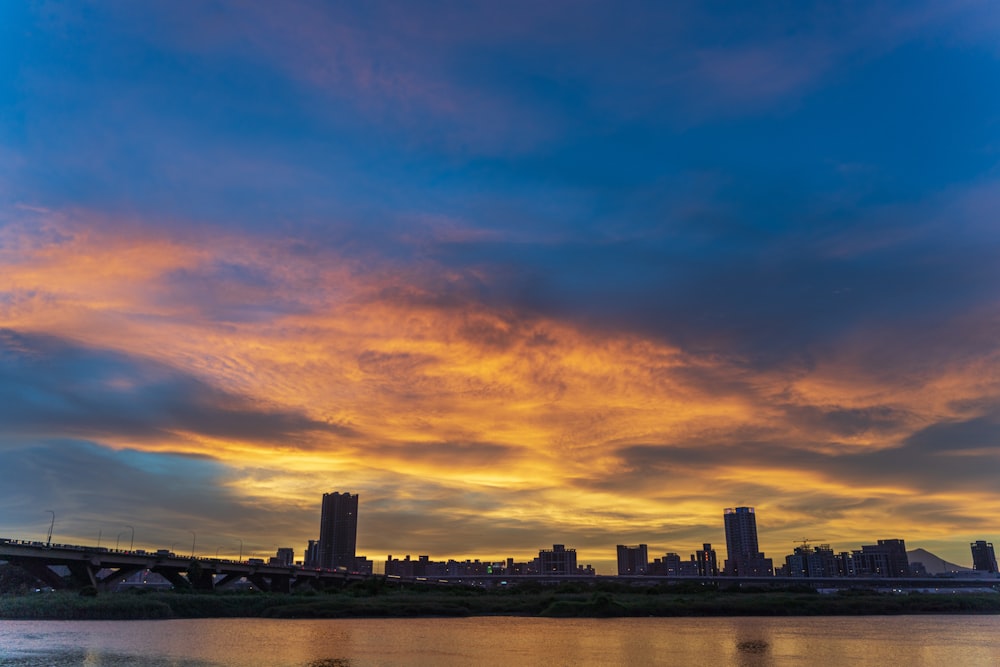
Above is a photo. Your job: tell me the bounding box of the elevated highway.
[0,539,364,593]
[430,572,1000,590]
[4,538,997,594]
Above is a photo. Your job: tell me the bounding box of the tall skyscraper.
[971,540,998,573]
[723,506,773,576]
[317,491,358,570]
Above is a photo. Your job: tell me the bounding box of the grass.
[2,586,998,621]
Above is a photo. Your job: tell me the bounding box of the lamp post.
[97,529,102,549]
[237,538,243,562]
[190,531,196,558]
[125,525,134,551]
[116,531,126,551]
[45,510,55,546]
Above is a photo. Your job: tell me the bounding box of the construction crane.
[794,537,824,550]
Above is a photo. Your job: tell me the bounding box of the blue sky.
[2,1,999,571]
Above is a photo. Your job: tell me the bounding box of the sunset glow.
[3,1,999,572]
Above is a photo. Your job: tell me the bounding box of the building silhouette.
[784,544,836,578]
[270,547,294,566]
[317,491,358,570]
[696,543,718,576]
[971,540,998,573]
[538,544,577,575]
[723,507,773,576]
[852,539,909,577]
[616,544,648,575]
[304,539,318,567]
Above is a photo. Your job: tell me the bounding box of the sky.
[2,1,999,573]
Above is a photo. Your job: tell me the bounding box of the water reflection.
[0,616,997,666]
[0,649,216,667]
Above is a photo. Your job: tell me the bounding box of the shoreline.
[3,589,999,621]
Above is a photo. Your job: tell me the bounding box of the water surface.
[2,615,998,666]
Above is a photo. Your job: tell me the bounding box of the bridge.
[0,539,366,593]
[4,538,997,594]
[432,572,1000,591]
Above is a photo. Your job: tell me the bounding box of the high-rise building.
[723,507,773,576]
[662,552,683,575]
[538,544,577,575]
[696,543,718,576]
[971,540,998,573]
[784,544,836,578]
[616,544,649,575]
[304,539,319,568]
[317,491,358,570]
[852,539,909,577]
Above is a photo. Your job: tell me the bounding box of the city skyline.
[10,499,994,577]
[3,2,1000,573]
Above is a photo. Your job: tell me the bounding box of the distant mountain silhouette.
[907,548,971,574]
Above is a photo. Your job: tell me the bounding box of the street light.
[190,531,196,558]
[125,525,134,551]
[45,510,55,546]
[237,538,243,562]
[116,531,126,551]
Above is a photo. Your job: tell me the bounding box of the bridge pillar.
[214,573,243,590]
[189,569,215,591]
[247,573,271,592]
[269,574,291,594]
[152,566,192,590]
[11,560,68,590]
[67,562,98,589]
[291,575,322,591]
[98,566,146,592]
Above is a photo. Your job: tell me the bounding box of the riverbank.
[2,587,999,620]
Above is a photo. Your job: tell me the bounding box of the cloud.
[0,329,353,447]
[5,0,1000,570]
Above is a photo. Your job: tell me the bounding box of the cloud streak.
[2,1,999,570]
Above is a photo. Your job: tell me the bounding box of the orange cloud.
[3,209,998,569]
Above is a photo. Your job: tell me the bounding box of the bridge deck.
[3,538,997,592]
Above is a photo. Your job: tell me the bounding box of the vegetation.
[2,582,999,620]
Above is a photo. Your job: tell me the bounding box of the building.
[784,544,836,578]
[538,544,577,575]
[696,543,718,576]
[616,544,649,575]
[835,551,856,577]
[723,507,773,576]
[971,541,998,573]
[317,491,358,570]
[852,539,909,578]
[663,552,683,576]
[270,547,294,566]
[304,539,319,568]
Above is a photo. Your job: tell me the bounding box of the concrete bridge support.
[10,560,68,590]
[268,574,291,594]
[66,562,98,589]
[188,569,216,591]
[152,566,192,590]
[291,575,323,592]
[98,566,146,593]
[214,573,244,590]
[247,573,272,592]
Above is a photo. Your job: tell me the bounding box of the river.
[1,615,998,666]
